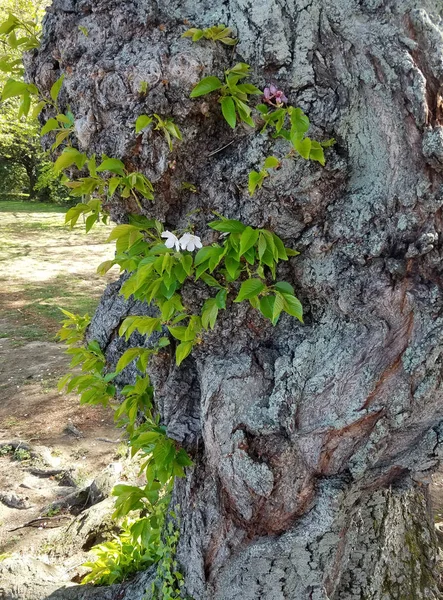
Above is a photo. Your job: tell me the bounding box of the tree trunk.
[28,0,443,598]
[23,160,37,199]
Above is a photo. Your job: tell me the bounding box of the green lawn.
[0,200,67,213]
[0,200,116,344]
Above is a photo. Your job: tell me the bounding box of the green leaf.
[85,213,98,233]
[96,260,115,276]
[248,170,264,196]
[239,226,259,256]
[275,281,295,295]
[158,336,170,348]
[135,114,153,133]
[119,316,162,340]
[106,224,141,242]
[236,83,262,95]
[190,76,223,98]
[0,14,18,36]
[2,78,27,100]
[97,157,126,176]
[234,278,265,302]
[182,28,201,38]
[220,96,236,128]
[259,295,275,321]
[106,176,120,197]
[292,136,312,159]
[272,233,289,260]
[51,129,71,150]
[168,326,193,342]
[258,232,267,259]
[201,298,218,329]
[225,256,240,279]
[309,141,325,166]
[321,138,336,148]
[282,293,303,322]
[194,246,218,266]
[272,292,285,322]
[226,62,250,77]
[115,348,143,373]
[50,73,65,102]
[53,147,87,173]
[176,341,193,366]
[256,103,269,114]
[209,219,246,233]
[200,273,223,288]
[290,107,310,135]
[264,156,280,169]
[31,100,47,119]
[192,29,205,41]
[233,97,254,127]
[215,288,227,308]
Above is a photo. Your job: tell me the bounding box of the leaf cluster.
[0,12,40,78]
[98,215,302,367]
[135,114,182,151]
[182,23,237,46]
[257,104,335,166]
[53,149,154,222]
[190,63,262,128]
[248,155,280,195]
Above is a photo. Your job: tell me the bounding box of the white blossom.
[161,230,180,251]
[179,233,203,252]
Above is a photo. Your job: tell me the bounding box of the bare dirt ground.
[0,201,122,558]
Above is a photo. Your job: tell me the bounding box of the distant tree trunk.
[29,0,443,598]
[23,159,37,199]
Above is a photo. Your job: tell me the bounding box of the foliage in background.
[0,0,68,204]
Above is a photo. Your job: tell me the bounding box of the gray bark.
[27,0,443,598]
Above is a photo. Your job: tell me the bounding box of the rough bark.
[27,0,443,598]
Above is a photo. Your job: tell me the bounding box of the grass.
[0,200,115,343]
[0,200,67,213]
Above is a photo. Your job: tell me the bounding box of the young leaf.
[248,170,264,196]
[50,73,65,102]
[292,136,312,159]
[2,78,27,100]
[309,141,325,166]
[259,295,275,321]
[97,157,126,176]
[115,348,144,373]
[290,107,310,135]
[215,288,227,308]
[281,293,303,322]
[201,298,218,329]
[135,114,153,133]
[272,292,285,321]
[31,100,47,119]
[264,156,280,169]
[175,341,193,366]
[200,273,223,289]
[53,147,87,173]
[40,118,59,136]
[234,279,265,302]
[239,226,259,256]
[220,96,236,129]
[190,76,223,98]
[209,219,246,234]
[274,281,295,295]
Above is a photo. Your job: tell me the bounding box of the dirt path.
[0,202,122,557]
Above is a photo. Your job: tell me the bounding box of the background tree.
[25,0,443,598]
[0,102,42,198]
[0,0,67,202]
